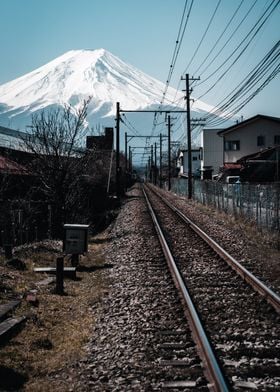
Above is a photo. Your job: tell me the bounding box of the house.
[0,125,27,151]
[200,128,224,179]
[86,127,113,150]
[0,156,29,176]
[238,146,280,182]
[0,155,34,200]
[218,115,280,163]
[177,149,201,178]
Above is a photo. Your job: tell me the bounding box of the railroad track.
[143,184,280,392]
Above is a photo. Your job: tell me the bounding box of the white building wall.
[201,129,224,175]
[223,118,280,162]
[179,150,201,177]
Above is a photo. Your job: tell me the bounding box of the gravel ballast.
[45,183,279,391]
[56,184,208,391]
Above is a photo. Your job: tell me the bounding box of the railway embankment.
[0,182,279,391]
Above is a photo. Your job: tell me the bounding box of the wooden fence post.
[56,257,64,295]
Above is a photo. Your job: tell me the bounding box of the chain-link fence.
[170,178,280,232]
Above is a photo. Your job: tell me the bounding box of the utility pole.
[129,145,132,172]
[154,142,157,185]
[125,132,128,171]
[181,74,200,199]
[116,102,121,198]
[151,144,154,184]
[168,115,171,191]
[124,132,128,191]
[160,133,162,188]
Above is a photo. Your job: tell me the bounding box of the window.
[225,140,240,151]
[274,135,280,145]
[257,135,265,146]
[193,156,198,161]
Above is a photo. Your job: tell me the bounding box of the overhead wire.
[169,0,280,150]
[183,0,222,73]
[195,0,279,96]
[121,114,141,136]
[203,39,280,127]
[152,0,194,131]
[192,0,245,76]
[133,1,279,166]
[170,0,258,112]
[194,0,259,80]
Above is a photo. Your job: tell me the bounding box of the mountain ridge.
[0,48,217,132]
[0,49,179,112]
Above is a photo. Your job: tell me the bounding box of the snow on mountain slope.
[0,49,217,130]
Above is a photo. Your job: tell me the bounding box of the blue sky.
[0,0,279,120]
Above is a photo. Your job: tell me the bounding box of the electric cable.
[183,0,222,73]
[192,0,245,76]
[196,0,279,96]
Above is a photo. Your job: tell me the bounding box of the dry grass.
[188,199,280,263]
[0,232,111,391]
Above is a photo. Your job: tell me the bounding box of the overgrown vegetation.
[0,233,110,391]
[0,99,120,242]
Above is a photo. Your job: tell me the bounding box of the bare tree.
[22,98,92,237]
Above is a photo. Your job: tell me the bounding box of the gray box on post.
[63,224,89,254]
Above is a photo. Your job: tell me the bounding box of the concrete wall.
[201,129,224,175]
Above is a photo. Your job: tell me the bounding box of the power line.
[152,0,194,132]
[194,0,259,79]
[196,0,279,96]
[192,0,245,76]
[203,39,280,126]
[183,0,222,73]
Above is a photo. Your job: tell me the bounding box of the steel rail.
[147,184,280,314]
[142,186,230,392]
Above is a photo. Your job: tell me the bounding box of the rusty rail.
[142,186,230,392]
[147,183,280,314]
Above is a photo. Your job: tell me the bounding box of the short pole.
[71,254,79,267]
[4,245,13,260]
[56,257,64,294]
[1,230,13,259]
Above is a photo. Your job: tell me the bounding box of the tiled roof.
[218,114,280,136]
[0,156,29,175]
[224,163,242,169]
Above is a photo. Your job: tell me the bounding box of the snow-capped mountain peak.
[0,48,220,131]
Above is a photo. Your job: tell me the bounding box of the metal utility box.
[63,224,89,254]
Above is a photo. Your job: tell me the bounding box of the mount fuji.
[0,49,220,139]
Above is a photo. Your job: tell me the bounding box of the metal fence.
[170,178,280,232]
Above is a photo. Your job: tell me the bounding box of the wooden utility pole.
[181,74,200,199]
